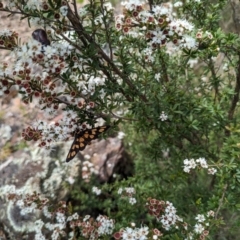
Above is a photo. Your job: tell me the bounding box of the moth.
[32,29,50,46]
[66,125,110,162]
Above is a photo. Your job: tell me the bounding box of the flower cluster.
[116,1,196,52]
[0,26,108,155]
[96,215,115,236]
[147,198,185,230]
[1,183,217,239]
[92,186,102,195]
[114,226,149,240]
[0,29,18,49]
[183,157,217,175]
[117,131,126,139]
[82,159,99,181]
[1,184,116,240]
[118,187,137,205]
[114,224,164,240]
[2,185,49,214]
[2,0,68,20]
[186,211,215,240]
[68,214,114,239]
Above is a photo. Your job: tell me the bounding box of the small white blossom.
[195,214,205,222]
[92,186,102,195]
[79,7,88,17]
[207,210,215,217]
[129,197,137,205]
[125,187,135,194]
[181,35,197,49]
[174,1,183,7]
[35,232,46,240]
[208,168,217,175]
[43,206,52,218]
[117,131,126,139]
[194,223,204,234]
[83,215,91,222]
[159,111,168,121]
[196,157,208,168]
[155,73,161,82]
[34,219,45,231]
[118,188,123,195]
[60,6,68,16]
[56,212,66,224]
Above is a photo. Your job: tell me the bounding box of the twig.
[215,184,228,219]
[226,53,240,136]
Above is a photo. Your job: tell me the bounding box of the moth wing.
[66,131,87,162]
[65,126,110,162]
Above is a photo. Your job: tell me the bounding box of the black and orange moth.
[66,125,110,162]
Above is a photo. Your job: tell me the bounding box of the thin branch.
[148,0,154,12]
[100,0,113,60]
[229,0,240,34]
[208,57,219,102]
[0,46,12,50]
[215,184,228,219]
[226,53,240,136]
[72,0,79,20]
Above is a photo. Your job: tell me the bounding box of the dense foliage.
[1,0,240,239]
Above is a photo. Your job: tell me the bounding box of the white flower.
[56,212,66,224]
[188,158,197,169]
[118,188,123,195]
[129,197,137,205]
[121,0,144,11]
[208,168,217,175]
[122,227,134,239]
[155,73,161,82]
[125,187,135,194]
[223,63,229,71]
[51,230,60,240]
[43,206,52,218]
[34,219,45,231]
[97,215,114,235]
[159,111,168,121]
[72,213,79,220]
[131,222,136,227]
[151,28,166,44]
[79,7,88,17]
[183,166,191,173]
[195,214,205,222]
[104,2,113,11]
[83,215,91,222]
[60,6,68,16]
[196,157,208,168]
[207,210,215,217]
[0,29,13,36]
[35,232,46,240]
[194,223,204,234]
[174,1,183,7]
[181,35,197,49]
[117,131,125,139]
[45,223,55,231]
[137,226,149,238]
[92,186,102,195]
[67,176,75,185]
